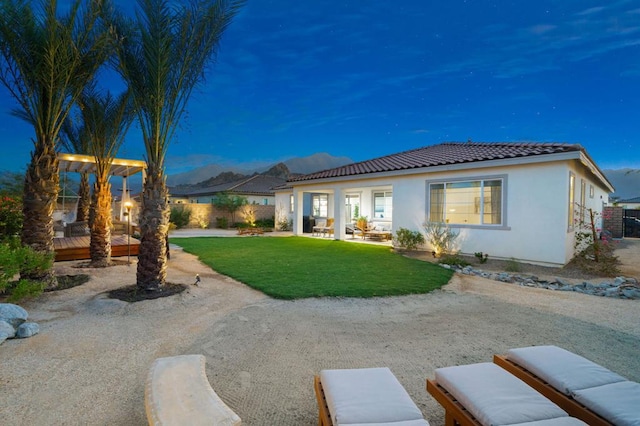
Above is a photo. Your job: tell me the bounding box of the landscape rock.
[0,303,28,328]
[442,264,640,299]
[16,322,40,338]
[0,320,16,339]
[0,304,39,345]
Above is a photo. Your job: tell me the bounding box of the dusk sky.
[1,0,639,175]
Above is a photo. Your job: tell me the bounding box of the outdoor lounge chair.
[314,367,429,426]
[427,362,587,426]
[312,218,334,237]
[312,219,327,236]
[494,345,640,426]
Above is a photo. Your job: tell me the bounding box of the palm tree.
[75,86,134,267]
[113,0,244,291]
[0,0,114,286]
[60,118,92,223]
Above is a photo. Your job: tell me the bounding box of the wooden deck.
[54,235,140,262]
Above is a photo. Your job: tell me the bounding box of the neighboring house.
[617,196,640,210]
[276,142,614,266]
[169,174,286,205]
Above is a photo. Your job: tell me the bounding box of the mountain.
[167,152,353,186]
[603,169,640,200]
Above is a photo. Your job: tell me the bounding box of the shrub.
[277,217,292,231]
[169,205,191,229]
[255,217,274,229]
[474,252,489,264]
[438,254,470,267]
[393,227,425,251]
[0,241,53,302]
[194,213,209,229]
[216,217,229,229]
[423,221,459,256]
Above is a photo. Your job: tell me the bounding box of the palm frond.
[113,0,245,170]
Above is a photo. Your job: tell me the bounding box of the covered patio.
[54,153,146,261]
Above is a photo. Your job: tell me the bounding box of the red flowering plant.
[0,195,23,241]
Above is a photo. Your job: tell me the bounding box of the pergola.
[57,152,146,220]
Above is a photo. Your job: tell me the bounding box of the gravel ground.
[1,238,638,426]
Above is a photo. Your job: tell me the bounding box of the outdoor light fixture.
[124,201,133,265]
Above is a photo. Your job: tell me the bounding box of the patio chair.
[494,345,640,426]
[427,362,587,426]
[312,219,327,236]
[314,367,429,425]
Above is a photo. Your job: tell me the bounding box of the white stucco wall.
[290,156,610,266]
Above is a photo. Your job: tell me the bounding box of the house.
[617,196,640,210]
[169,174,286,205]
[275,142,614,266]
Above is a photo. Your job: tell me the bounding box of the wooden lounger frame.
[314,375,334,426]
[426,379,481,426]
[493,354,612,426]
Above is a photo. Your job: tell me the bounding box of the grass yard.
[171,236,454,299]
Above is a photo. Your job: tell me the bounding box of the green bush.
[393,227,425,251]
[216,217,229,229]
[0,241,53,302]
[169,205,192,229]
[255,217,274,229]
[438,254,470,267]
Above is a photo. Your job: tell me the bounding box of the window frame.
[426,175,508,229]
[372,191,392,219]
[312,193,328,217]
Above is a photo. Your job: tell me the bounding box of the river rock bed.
[441,264,640,299]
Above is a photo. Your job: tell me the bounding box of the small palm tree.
[60,118,92,223]
[76,86,134,267]
[0,0,114,286]
[113,0,244,291]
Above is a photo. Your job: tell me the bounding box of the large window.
[373,191,392,219]
[312,194,328,217]
[429,179,502,225]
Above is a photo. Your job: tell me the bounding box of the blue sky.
[1,0,639,175]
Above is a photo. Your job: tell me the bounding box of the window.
[373,191,392,219]
[429,179,502,225]
[263,198,268,205]
[289,195,294,213]
[589,185,594,199]
[312,194,328,217]
[568,173,575,230]
[345,194,360,222]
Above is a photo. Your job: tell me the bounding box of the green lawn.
[170,236,453,299]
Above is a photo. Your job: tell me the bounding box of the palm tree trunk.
[136,166,170,290]
[76,172,91,222]
[89,180,112,267]
[21,141,58,289]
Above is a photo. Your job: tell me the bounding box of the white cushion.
[435,362,568,426]
[507,346,626,394]
[511,419,587,426]
[320,367,426,425]
[573,380,640,426]
[315,220,327,227]
[347,421,429,426]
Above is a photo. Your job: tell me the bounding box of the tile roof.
[170,174,286,197]
[288,142,585,182]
